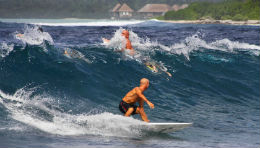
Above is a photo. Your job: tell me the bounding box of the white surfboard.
[142,122,192,133]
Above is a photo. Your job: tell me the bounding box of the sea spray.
[0,87,144,137]
[103,29,260,61]
[0,42,14,58]
[15,25,54,46]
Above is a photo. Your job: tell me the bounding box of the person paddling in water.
[102,29,135,55]
[119,78,154,122]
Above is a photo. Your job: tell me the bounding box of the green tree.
[163,0,259,20]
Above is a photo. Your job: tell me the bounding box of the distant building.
[138,4,171,19]
[111,3,134,19]
[111,3,121,19]
[110,3,189,20]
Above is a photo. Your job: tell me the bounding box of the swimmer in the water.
[64,48,91,64]
[102,29,135,55]
[144,61,172,77]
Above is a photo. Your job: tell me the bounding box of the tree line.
[161,0,259,21]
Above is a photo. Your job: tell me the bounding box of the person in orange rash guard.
[102,29,135,55]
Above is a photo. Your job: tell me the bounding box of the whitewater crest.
[0,87,144,137]
[30,19,144,27]
[169,34,260,59]
[15,25,54,46]
[103,29,260,60]
[0,19,144,26]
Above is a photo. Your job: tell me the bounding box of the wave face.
[0,20,259,148]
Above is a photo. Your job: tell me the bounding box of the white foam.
[160,33,260,59]
[34,21,144,26]
[0,19,144,26]
[210,38,260,51]
[15,25,54,46]
[0,42,14,58]
[0,87,144,137]
[103,29,260,60]
[102,28,126,50]
[172,34,260,57]
[0,124,26,132]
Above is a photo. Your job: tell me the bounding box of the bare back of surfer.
[119,78,154,122]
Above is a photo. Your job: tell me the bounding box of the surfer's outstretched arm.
[165,71,172,77]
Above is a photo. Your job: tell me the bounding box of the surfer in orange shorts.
[102,29,135,55]
[119,78,154,122]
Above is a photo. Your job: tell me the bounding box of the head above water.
[140,78,149,89]
[121,30,129,38]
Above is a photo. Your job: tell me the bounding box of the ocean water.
[0,19,259,148]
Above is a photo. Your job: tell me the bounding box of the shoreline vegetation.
[158,0,260,25]
[159,20,260,25]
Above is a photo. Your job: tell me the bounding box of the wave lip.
[103,29,260,61]
[14,25,54,46]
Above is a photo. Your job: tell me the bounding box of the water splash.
[169,34,260,59]
[0,42,14,58]
[0,87,144,137]
[103,29,260,60]
[14,25,54,46]
[102,28,126,51]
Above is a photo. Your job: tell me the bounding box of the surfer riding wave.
[119,78,154,122]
